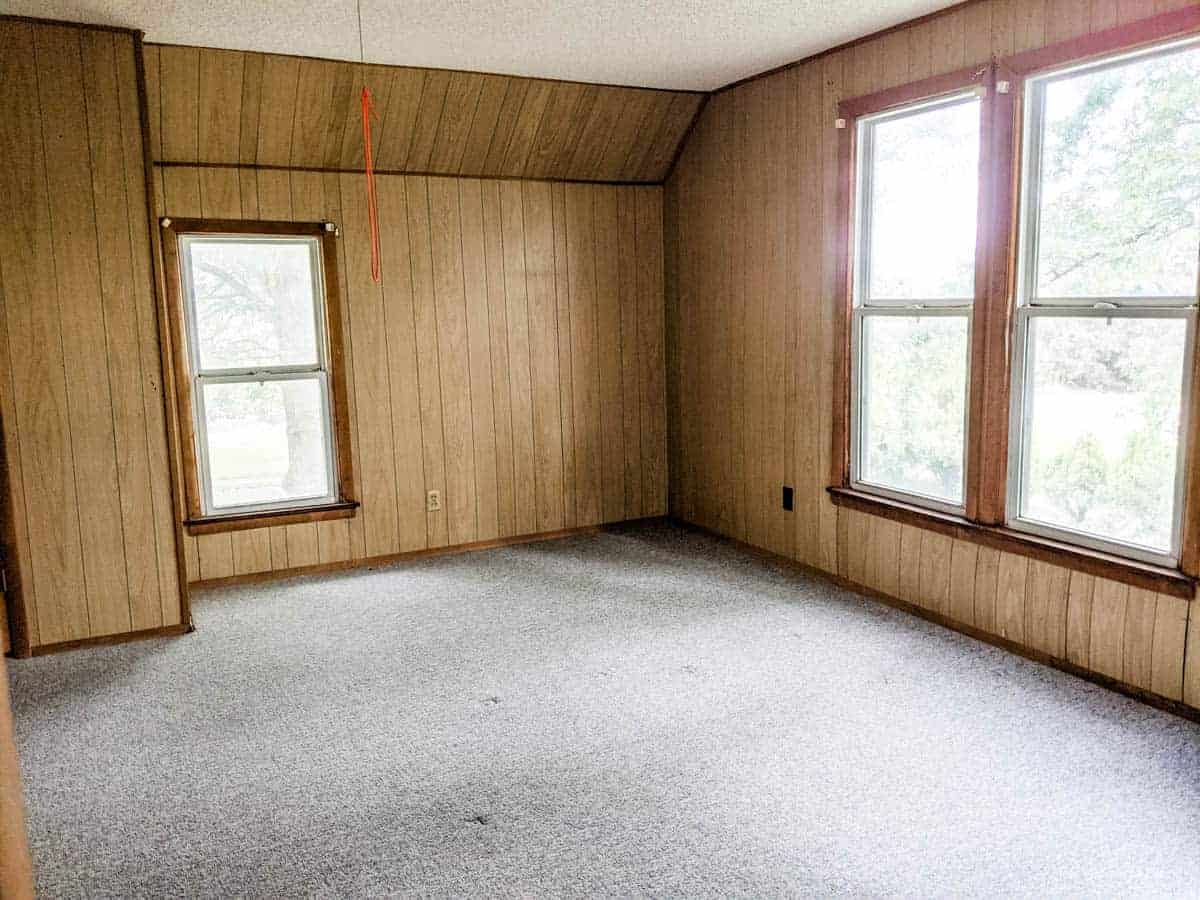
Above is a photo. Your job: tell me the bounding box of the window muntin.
[179,234,339,517]
[850,90,982,511]
[1009,39,1200,564]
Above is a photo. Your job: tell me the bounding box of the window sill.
[184,500,359,536]
[827,486,1195,599]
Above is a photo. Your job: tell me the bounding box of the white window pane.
[859,315,968,504]
[202,378,330,510]
[1034,44,1200,299]
[1019,316,1186,553]
[186,238,321,370]
[865,97,980,302]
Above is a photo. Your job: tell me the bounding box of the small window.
[850,91,983,511]
[1009,38,1200,563]
[163,221,356,532]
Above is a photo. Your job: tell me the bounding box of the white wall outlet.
[426,490,441,512]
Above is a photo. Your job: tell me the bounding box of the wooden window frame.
[829,6,1200,598]
[161,218,358,535]
[834,63,993,518]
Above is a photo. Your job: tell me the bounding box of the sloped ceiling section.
[144,45,706,183]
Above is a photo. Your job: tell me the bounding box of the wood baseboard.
[25,623,193,658]
[669,517,1200,726]
[190,518,667,591]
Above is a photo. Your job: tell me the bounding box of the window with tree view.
[178,233,340,517]
[1009,38,1200,563]
[851,91,981,510]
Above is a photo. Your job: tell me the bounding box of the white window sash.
[1007,38,1200,566]
[850,306,973,515]
[178,234,339,518]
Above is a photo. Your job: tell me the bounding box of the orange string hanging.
[361,85,381,283]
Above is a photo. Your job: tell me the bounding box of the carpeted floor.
[9,521,1200,898]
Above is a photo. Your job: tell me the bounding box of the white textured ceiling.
[2,0,961,91]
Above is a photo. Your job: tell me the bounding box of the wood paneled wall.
[156,164,667,582]
[0,19,186,652]
[665,0,1199,711]
[144,44,705,183]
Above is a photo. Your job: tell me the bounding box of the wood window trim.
[991,7,1200,577]
[830,62,995,508]
[830,7,1200,588]
[160,217,358,536]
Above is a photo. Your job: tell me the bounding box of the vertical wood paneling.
[428,178,478,546]
[117,37,183,625]
[0,21,185,650]
[499,180,537,535]
[460,180,500,541]
[1025,560,1069,658]
[917,531,952,615]
[617,192,643,520]
[522,182,566,532]
[947,540,979,625]
[406,176,451,547]
[594,187,625,524]
[1064,571,1094,668]
[197,49,243,164]
[0,21,87,645]
[1122,587,1157,691]
[482,182,517,537]
[38,24,131,635]
[255,54,300,166]
[161,169,666,584]
[1184,608,1199,708]
[1150,593,1187,701]
[343,172,402,556]
[374,69,424,171]
[83,31,164,632]
[566,185,602,525]
[1089,579,1128,680]
[375,176,425,552]
[636,188,668,515]
[552,184,578,528]
[666,0,1197,711]
[150,46,702,182]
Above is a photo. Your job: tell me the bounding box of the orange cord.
[361,86,381,283]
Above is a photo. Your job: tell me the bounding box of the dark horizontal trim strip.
[185,500,359,536]
[162,217,330,236]
[714,0,986,95]
[0,13,143,38]
[145,40,709,96]
[828,486,1195,599]
[837,63,989,121]
[1002,5,1200,77]
[671,517,1200,725]
[153,160,662,188]
[24,623,192,659]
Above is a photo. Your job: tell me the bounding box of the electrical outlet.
[426,490,441,512]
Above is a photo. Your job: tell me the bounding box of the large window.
[1008,38,1200,564]
[162,220,356,532]
[831,9,1200,592]
[850,91,982,511]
